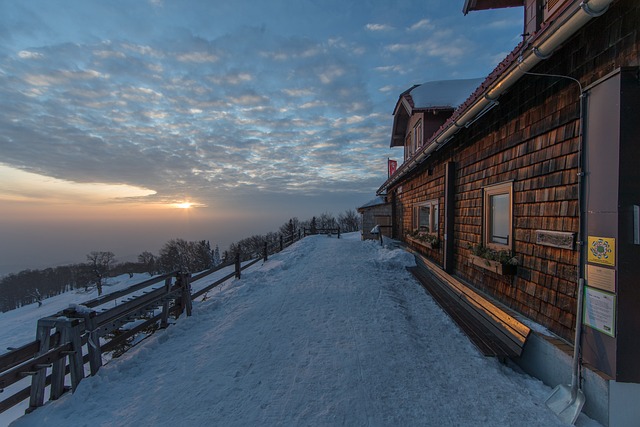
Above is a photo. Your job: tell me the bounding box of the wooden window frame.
[413,199,439,233]
[405,133,413,160]
[412,120,423,150]
[482,182,513,251]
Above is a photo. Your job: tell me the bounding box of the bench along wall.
[389,0,640,343]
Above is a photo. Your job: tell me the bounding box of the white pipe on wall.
[379,0,614,194]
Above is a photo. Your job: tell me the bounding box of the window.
[405,121,423,161]
[405,133,413,159]
[412,121,423,151]
[413,199,439,233]
[483,182,513,250]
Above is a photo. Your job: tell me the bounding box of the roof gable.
[390,78,484,147]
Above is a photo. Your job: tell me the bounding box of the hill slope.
[9,234,592,426]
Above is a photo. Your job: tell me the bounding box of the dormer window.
[413,120,423,151]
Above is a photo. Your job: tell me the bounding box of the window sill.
[468,254,516,276]
[406,235,439,250]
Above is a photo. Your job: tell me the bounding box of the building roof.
[408,78,486,110]
[462,0,523,15]
[390,78,484,147]
[377,0,614,195]
[357,196,387,211]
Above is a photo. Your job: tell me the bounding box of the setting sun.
[174,202,193,209]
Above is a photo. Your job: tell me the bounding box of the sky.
[0,0,523,275]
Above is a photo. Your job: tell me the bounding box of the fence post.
[235,252,241,279]
[179,272,193,317]
[65,320,85,393]
[66,307,102,376]
[279,235,283,251]
[28,318,55,411]
[160,276,172,328]
[263,241,268,261]
[50,318,84,400]
[173,272,183,319]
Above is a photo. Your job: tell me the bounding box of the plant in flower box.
[467,244,518,275]
[407,229,440,249]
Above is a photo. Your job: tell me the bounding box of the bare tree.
[138,251,157,276]
[86,251,115,296]
[158,239,216,273]
[318,212,337,230]
[338,209,360,232]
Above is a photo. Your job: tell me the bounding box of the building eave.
[378,0,614,196]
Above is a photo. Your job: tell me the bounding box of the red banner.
[388,159,397,177]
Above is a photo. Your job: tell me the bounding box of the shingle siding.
[390,0,639,341]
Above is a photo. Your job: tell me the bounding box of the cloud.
[365,23,393,32]
[0,164,156,205]
[408,19,433,31]
[18,50,43,59]
[0,1,522,218]
[176,51,219,63]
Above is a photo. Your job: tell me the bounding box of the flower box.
[406,235,438,250]
[469,254,517,275]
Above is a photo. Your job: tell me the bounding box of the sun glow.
[174,202,193,209]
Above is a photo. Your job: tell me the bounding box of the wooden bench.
[407,253,530,360]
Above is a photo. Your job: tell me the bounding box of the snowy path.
[10,235,572,426]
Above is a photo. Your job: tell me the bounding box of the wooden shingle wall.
[391,0,639,341]
[360,203,392,240]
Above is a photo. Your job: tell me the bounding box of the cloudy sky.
[0,0,522,275]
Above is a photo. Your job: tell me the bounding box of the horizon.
[0,0,523,276]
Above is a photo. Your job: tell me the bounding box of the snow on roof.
[409,78,485,110]
[358,196,387,209]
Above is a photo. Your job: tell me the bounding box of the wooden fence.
[303,227,340,238]
[0,232,303,416]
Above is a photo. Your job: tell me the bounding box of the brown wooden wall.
[360,203,392,240]
[390,0,639,341]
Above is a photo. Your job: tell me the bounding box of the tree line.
[0,209,360,312]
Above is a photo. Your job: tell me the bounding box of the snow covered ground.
[3,234,601,426]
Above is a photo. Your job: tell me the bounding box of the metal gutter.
[377,0,613,195]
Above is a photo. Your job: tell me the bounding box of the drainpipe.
[378,0,614,194]
[433,0,612,146]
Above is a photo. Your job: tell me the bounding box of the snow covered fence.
[0,270,186,415]
[303,227,341,238]
[0,231,303,417]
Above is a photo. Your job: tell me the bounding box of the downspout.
[378,0,614,195]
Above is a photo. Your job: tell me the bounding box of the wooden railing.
[303,227,340,238]
[0,231,303,416]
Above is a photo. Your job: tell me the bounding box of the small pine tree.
[213,245,221,266]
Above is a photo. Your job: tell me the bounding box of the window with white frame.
[413,199,439,233]
[483,182,513,250]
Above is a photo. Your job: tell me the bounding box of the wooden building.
[378,1,639,425]
[357,196,391,240]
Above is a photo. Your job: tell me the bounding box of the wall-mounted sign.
[587,236,616,267]
[535,230,575,249]
[583,286,616,337]
[586,264,616,293]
